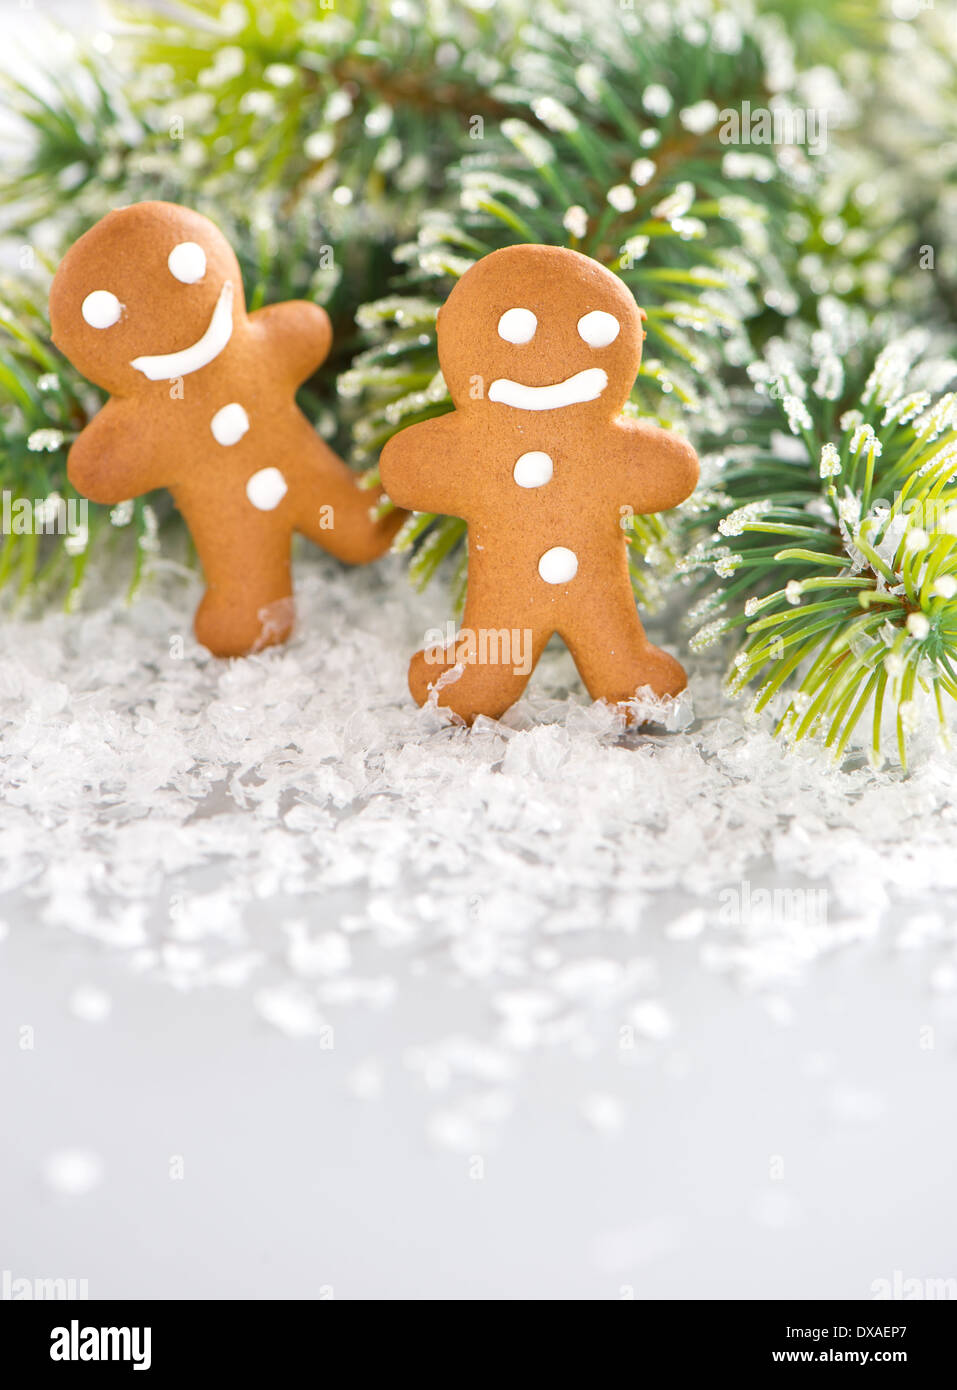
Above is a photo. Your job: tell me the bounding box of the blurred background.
[1,0,956,1300]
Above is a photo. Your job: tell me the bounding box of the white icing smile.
[488,367,607,411]
[130,280,233,380]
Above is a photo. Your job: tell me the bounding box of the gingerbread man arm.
[379,412,477,519]
[611,417,699,515]
[248,300,332,388]
[67,397,167,504]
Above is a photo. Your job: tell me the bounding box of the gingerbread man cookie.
[379,244,699,723]
[50,202,404,656]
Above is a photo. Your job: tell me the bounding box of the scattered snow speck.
[68,986,112,1023]
[43,1149,103,1196]
[629,1001,675,1041]
[3,552,957,1149]
[749,1190,803,1230]
[665,910,705,940]
[827,1085,886,1124]
[930,962,957,994]
[254,985,327,1039]
[348,1059,384,1100]
[286,924,351,977]
[427,1109,483,1153]
[581,1093,625,1134]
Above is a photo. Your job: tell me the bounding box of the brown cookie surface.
[379,244,699,723]
[51,201,404,656]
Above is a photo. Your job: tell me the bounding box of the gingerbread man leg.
[189,512,295,657]
[561,590,687,708]
[409,600,552,723]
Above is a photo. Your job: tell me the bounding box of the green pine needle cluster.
[342,2,823,605]
[686,306,957,766]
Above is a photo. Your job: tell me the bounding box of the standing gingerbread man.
[51,201,404,656]
[379,244,699,724]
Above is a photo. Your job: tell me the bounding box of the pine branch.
[686,301,957,767]
[340,2,822,602]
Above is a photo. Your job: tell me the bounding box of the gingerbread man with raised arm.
[50,201,404,656]
[379,244,699,724]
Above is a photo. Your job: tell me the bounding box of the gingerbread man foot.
[194,588,296,657]
[409,624,548,723]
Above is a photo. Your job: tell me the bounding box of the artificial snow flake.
[714,553,741,578]
[44,1150,103,1196]
[69,986,112,1023]
[621,234,649,261]
[651,182,695,222]
[581,1093,625,1133]
[642,84,672,117]
[722,152,775,182]
[27,429,65,452]
[574,62,602,104]
[718,499,773,537]
[529,96,577,134]
[812,353,844,401]
[914,393,957,442]
[783,394,812,435]
[882,391,930,427]
[849,423,882,458]
[819,443,842,477]
[679,100,718,134]
[862,332,929,407]
[608,184,636,213]
[689,618,730,651]
[562,205,588,239]
[630,158,656,187]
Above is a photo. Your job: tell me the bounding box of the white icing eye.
[497,307,537,344]
[168,241,207,284]
[81,290,122,329]
[577,310,620,348]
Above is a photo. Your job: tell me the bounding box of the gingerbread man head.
[50,203,280,398]
[436,244,645,420]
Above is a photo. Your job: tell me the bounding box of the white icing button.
[210,402,250,446]
[81,290,122,329]
[577,310,620,347]
[513,451,553,488]
[246,467,287,511]
[168,241,207,284]
[497,307,537,344]
[538,546,578,584]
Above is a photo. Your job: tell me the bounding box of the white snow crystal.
[3,548,957,1149]
[629,1001,675,1041]
[581,1093,625,1134]
[254,985,327,1038]
[68,986,112,1023]
[44,1149,103,1196]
